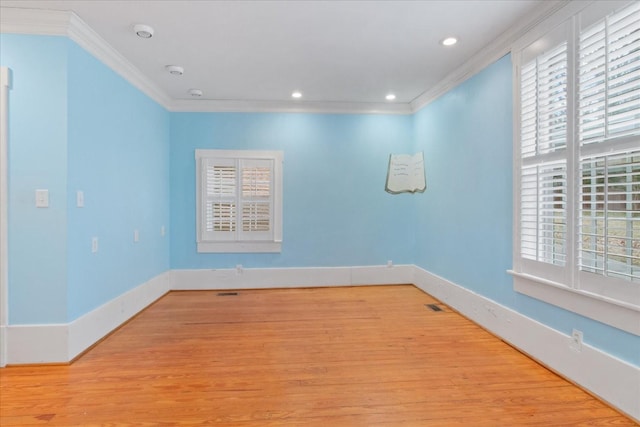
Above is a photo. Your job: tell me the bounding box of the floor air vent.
[217,292,238,296]
[425,303,443,312]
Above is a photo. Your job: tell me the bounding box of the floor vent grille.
[217,292,238,296]
[425,303,443,312]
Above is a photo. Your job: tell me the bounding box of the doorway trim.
[1,66,11,367]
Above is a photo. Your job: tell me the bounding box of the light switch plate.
[134,229,139,243]
[35,189,49,208]
[77,191,84,207]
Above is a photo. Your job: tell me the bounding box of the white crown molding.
[0,7,70,35]
[169,98,413,115]
[0,6,412,115]
[0,2,606,116]
[410,0,574,112]
[1,7,172,109]
[65,12,172,108]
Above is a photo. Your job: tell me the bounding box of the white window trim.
[195,149,283,253]
[0,67,11,367]
[510,0,640,336]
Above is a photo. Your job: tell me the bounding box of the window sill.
[508,270,640,336]
[197,241,282,253]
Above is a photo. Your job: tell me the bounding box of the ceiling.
[1,0,556,112]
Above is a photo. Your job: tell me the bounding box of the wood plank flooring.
[0,285,635,426]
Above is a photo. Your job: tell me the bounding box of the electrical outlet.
[570,329,583,353]
[91,237,98,253]
[387,260,393,267]
[134,229,140,243]
[76,190,84,207]
[236,264,243,274]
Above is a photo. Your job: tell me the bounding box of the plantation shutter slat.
[519,38,568,270]
[202,158,237,240]
[537,43,568,155]
[520,161,568,266]
[579,2,640,144]
[576,2,640,283]
[579,152,640,281]
[200,157,276,243]
[521,61,538,158]
[515,0,640,332]
[238,159,274,241]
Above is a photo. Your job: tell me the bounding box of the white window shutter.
[201,158,237,241]
[536,43,569,155]
[519,40,568,271]
[238,159,274,241]
[520,162,567,266]
[577,2,640,284]
[513,0,640,334]
[195,149,283,253]
[579,2,640,144]
[579,152,640,282]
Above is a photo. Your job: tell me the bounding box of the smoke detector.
[133,24,154,39]
[165,65,184,76]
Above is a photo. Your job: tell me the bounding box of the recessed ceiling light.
[291,91,302,99]
[189,89,203,97]
[386,94,396,101]
[165,65,184,76]
[133,24,154,39]
[441,37,458,46]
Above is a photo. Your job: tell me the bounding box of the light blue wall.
[1,35,69,324]
[413,54,514,304]
[170,113,416,269]
[66,42,170,321]
[1,34,170,323]
[412,54,639,365]
[2,32,636,367]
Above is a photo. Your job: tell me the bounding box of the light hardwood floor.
[0,285,636,426]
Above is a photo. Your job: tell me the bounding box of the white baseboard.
[5,322,68,364]
[169,264,414,290]
[6,271,170,365]
[412,266,640,422]
[4,265,637,421]
[68,271,171,360]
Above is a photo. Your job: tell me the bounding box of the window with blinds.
[520,162,567,266]
[513,0,639,327]
[577,2,640,286]
[578,2,640,143]
[205,163,236,234]
[195,150,283,253]
[579,153,640,282]
[520,40,568,268]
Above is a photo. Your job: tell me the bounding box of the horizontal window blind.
[514,0,639,332]
[195,149,283,253]
[521,162,567,266]
[208,202,236,232]
[520,39,568,269]
[242,166,271,198]
[521,43,568,157]
[579,2,640,144]
[202,160,237,239]
[242,203,271,232]
[239,161,273,237]
[577,2,640,283]
[579,151,640,282]
[207,165,236,197]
